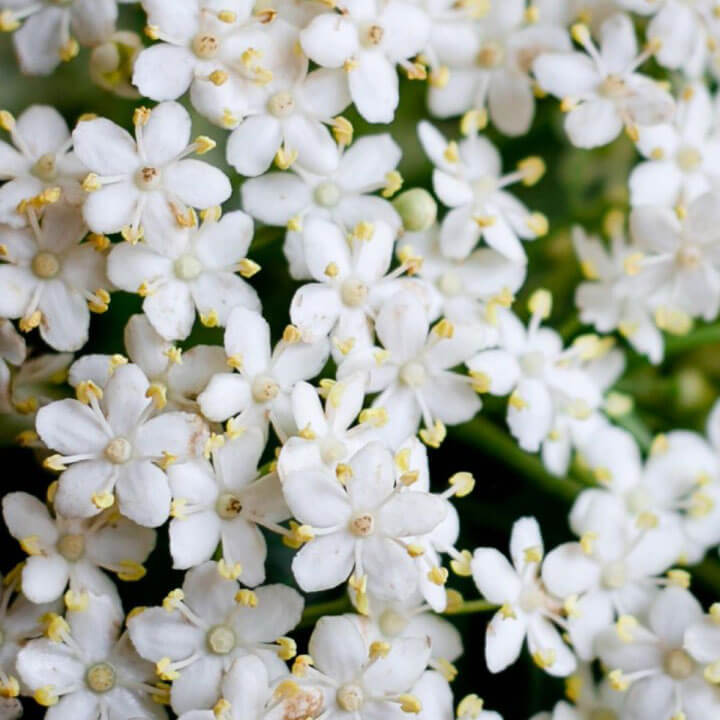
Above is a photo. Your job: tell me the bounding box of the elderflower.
[127,561,303,713]
[72,101,231,242]
[35,363,209,527]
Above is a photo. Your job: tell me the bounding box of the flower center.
[520,351,545,377]
[676,146,702,172]
[625,487,651,513]
[476,41,505,68]
[216,492,243,519]
[519,586,544,613]
[192,32,220,59]
[313,181,341,208]
[174,254,203,281]
[361,23,384,48]
[473,176,497,200]
[320,437,347,464]
[31,153,58,181]
[206,624,236,655]
[676,244,702,268]
[86,662,116,693]
[600,75,628,99]
[57,533,86,561]
[400,361,427,388]
[663,648,695,680]
[439,271,463,297]
[251,375,279,403]
[340,277,368,307]
[267,91,295,118]
[104,437,132,464]
[336,683,364,711]
[31,251,60,279]
[135,166,162,191]
[601,561,626,589]
[379,609,409,637]
[349,512,375,537]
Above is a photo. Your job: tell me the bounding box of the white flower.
[418,120,545,262]
[69,314,228,413]
[405,223,526,330]
[167,426,289,585]
[127,561,303,713]
[197,306,329,439]
[630,83,720,210]
[132,0,289,125]
[2,491,155,605]
[0,342,72,438]
[0,568,60,700]
[16,593,166,719]
[0,202,107,351]
[467,305,611,457]
[108,208,260,340]
[338,291,484,448]
[283,440,447,600]
[427,0,570,135]
[542,490,682,660]
[299,0,431,122]
[295,614,431,719]
[35,363,209,527]
[533,13,675,148]
[277,373,376,477]
[0,105,85,226]
[226,61,350,176]
[175,655,278,720]
[289,217,409,352]
[573,224,663,364]
[595,587,719,720]
[627,192,720,324]
[72,101,231,242]
[618,0,716,76]
[471,517,577,677]
[0,319,26,415]
[240,133,401,280]
[351,591,463,669]
[2,0,120,75]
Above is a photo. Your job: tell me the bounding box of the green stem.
[452,416,584,503]
[665,323,720,355]
[300,596,351,627]
[445,599,498,616]
[612,412,654,452]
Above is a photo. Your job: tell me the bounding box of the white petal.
[170,511,221,569]
[164,158,231,209]
[35,398,108,455]
[72,117,138,175]
[349,50,399,124]
[226,115,283,177]
[485,611,526,673]
[300,14,357,68]
[197,373,250,422]
[21,555,69,603]
[133,44,196,101]
[144,280,196,341]
[16,105,70,158]
[309,615,366,682]
[565,100,622,149]
[292,532,355,591]
[471,548,520,604]
[283,468,351,526]
[116,460,171,528]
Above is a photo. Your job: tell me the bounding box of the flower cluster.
[3,1,720,720]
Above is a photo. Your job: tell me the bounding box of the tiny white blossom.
[35,363,209,527]
[17,593,166,719]
[0,105,85,226]
[471,517,577,677]
[108,208,260,340]
[2,491,155,605]
[72,101,231,242]
[0,202,107,351]
[533,13,675,148]
[128,561,303,713]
